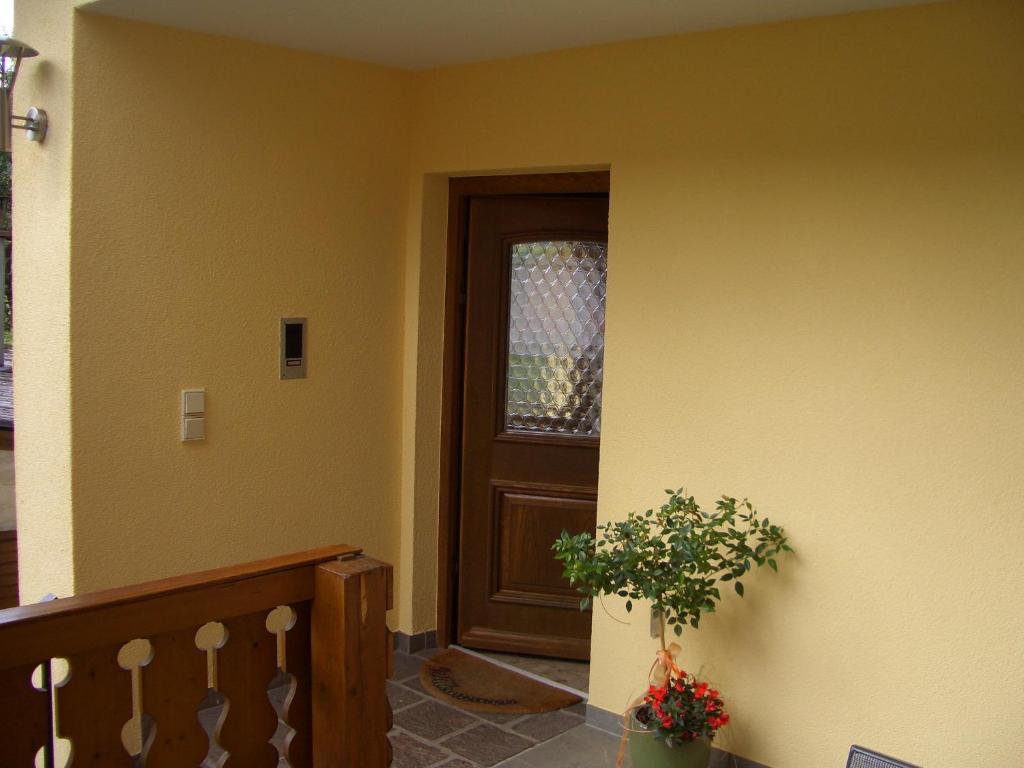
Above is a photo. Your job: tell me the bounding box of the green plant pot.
[627,714,712,768]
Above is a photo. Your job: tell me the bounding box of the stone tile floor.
[390,649,595,768]
[193,647,607,768]
[478,650,590,694]
[493,723,627,768]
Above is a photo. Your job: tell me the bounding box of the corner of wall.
[397,172,449,635]
[12,0,77,602]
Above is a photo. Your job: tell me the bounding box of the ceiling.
[79,0,936,71]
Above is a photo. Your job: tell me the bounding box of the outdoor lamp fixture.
[0,37,47,152]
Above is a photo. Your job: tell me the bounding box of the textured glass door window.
[505,241,607,436]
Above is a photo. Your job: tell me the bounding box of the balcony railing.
[0,545,394,766]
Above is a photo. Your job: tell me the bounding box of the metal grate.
[848,745,921,768]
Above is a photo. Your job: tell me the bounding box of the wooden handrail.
[0,544,393,767]
[0,544,361,628]
[0,544,363,667]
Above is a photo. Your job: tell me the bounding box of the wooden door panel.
[493,484,597,610]
[457,191,608,661]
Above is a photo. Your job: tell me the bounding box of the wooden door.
[456,191,608,660]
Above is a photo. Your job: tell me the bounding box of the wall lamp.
[0,37,47,152]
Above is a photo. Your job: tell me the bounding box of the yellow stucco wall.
[68,13,413,598]
[12,0,1024,764]
[14,0,76,600]
[15,6,415,622]
[405,1,1024,765]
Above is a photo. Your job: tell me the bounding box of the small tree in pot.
[552,488,792,768]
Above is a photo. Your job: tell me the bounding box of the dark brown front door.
[456,191,608,660]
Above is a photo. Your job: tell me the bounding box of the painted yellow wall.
[15,6,416,624]
[68,12,413,599]
[397,172,448,632]
[13,0,76,601]
[12,0,1024,763]
[405,0,1024,764]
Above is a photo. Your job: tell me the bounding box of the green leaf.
[625,600,633,612]
[549,485,789,633]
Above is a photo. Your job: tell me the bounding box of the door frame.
[436,170,611,647]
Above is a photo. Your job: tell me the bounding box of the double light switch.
[182,389,206,441]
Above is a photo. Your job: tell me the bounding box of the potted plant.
[629,670,728,768]
[552,488,792,768]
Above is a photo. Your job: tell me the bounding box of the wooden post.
[311,556,393,768]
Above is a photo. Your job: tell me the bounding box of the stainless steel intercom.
[280,318,307,379]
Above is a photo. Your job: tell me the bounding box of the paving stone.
[390,680,426,711]
[393,651,426,681]
[401,676,430,695]
[564,701,587,717]
[512,710,585,742]
[441,724,535,767]
[435,759,479,768]
[391,730,452,768]
[395,699,479,741]
[493,759,534,768]
[510,724,624,768]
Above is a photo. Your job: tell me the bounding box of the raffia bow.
[650,642,682,687]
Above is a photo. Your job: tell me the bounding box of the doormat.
[419,648,583,714]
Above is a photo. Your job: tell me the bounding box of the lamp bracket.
[11,107,47,143]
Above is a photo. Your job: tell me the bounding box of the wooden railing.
[0,545,394,766]
[0,529,16,609]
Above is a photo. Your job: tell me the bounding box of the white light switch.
[182,417,205,441]
[182,389,205,416]
[182,389,206,441]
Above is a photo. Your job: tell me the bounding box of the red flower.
[641,672,729,741]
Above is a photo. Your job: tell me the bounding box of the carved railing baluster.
[195,621,229,765]
[143,628,209,768]
[117,638,155,761]
[283,603,312,768]
[217,612,279,767]
[0,545,387,767]
[0,663,51,765]
[264,610,299,765]
[55,646,134,765]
